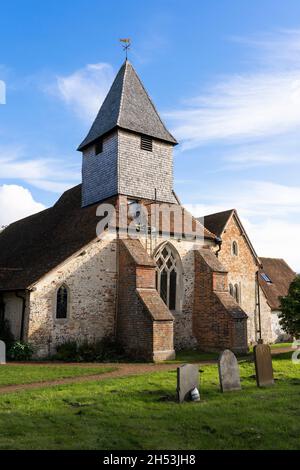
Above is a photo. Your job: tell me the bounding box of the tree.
[279,275,300,339]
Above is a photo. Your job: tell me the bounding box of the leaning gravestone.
[177,364,200,403]
[0,340,6,364]
[254,343,274,387]
[218,349,241,392]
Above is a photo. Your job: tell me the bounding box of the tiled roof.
[0,185,106,291]
[0,185,213,291]
[259,257,296,310]
[203,209,234,238]
[202,208,259,264]
[78,60,177,150]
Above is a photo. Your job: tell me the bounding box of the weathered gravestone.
[218,349,241,392]
[177,364,200,402]
[254,343,274,387]
[0,340,6,364]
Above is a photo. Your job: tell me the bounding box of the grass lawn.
[0,352,299,450]
[271,342,292,349]
[169,349,219,363]
[0,365,116,386]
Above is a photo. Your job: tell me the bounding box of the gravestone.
[177,364,200,403]
[0,340,6,364]
[218,349,241,392]
[254,343,274,387]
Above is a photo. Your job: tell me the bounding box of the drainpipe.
[113,197,121,339]
[114,237,120,339]
[255,271,263,343]
[15,291,27,342]
[215,237,222,257]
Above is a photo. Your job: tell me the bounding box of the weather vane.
[119,38,131,59]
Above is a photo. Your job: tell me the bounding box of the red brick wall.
[193,249,248,354]
[136,267,156,289]
[117,239,175,361]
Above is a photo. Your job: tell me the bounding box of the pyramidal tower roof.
[78,60,177,151]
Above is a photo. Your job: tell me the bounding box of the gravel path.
[0,363,180,395]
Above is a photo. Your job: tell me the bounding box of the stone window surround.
[232,240,239,256]
[53,284,70,322]
[229,282,241,305]
[154,241,183,313]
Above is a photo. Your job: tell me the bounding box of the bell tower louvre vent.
[141,135,153,152]
[95,139,103,155]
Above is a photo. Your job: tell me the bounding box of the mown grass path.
[0,364,117,390]
[0,363,182,394]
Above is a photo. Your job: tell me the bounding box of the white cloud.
[0,145,80,193]
[0,79,5,104]
[172,30,300,271]
[220,138,299,170]
[184,179,300,272]
[53,63,114,122]
[209,180,300,218]
[187,201,300,272]
[166,71,300,150]
[0,184,45,226]
[242,217,300,273]
[166,30,300,154]
[231,29,300,69]
[186,180,300,217]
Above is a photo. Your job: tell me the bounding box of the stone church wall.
[270,309,291,343]
[258,288,279,343]
[217,216,259,344]
[27,235,117,357]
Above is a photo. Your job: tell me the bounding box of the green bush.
[54,341,78,361]
[54,337,126,362]
[77,341,101,362]
[280,274,300,338]
[96,337,126,362]
[8,342,34,361]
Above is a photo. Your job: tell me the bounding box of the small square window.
[141,135,153,152]
[95,140,103,155]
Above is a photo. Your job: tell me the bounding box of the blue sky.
[1,0,300,269]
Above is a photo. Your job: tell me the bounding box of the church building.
[0,60,295,360]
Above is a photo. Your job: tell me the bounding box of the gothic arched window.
[234,283,240,304]
[154,244,182,311]
[229,283,240,304]
[232,241,238,256]
[56,285,68,319]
